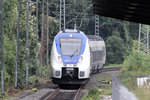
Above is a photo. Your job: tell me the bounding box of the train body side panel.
[87,35,106,71]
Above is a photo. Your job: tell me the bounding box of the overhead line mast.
[138,24,149,55]
[95,15,99,36]
[59,0,66,31]
[15,0,39,88]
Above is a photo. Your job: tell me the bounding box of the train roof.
[59,29,81,33]
[86,35,104,41]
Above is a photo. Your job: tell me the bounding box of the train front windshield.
[60,38,82,56]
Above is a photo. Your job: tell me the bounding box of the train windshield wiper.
[70,49,78,58]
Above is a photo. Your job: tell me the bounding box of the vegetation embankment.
[81,88,103,100]
[81,87,112,100]
[82,71,112,100]
[122,50,150,75]
[121,40,150,75]
[119,40,150,100]
[104,64,122,68]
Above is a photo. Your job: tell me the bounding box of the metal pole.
[26,0,29,88]
[0,0,4,94]
[147,25,149,55]
[59,0,62,31]
[63,0,65,30]
[40,58,42,77]
[15,0,21,88]
[59,0,66,31]
[46,1,49,77]
[95,15,99,36]
[138,24,141,52]
[40,0,45,77]
[41,0,44,40]
[138,24,149,55]
[36,0,39,80]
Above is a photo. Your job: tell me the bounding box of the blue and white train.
[50,29,106,85]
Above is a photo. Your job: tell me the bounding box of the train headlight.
[58,56,62,62]
[78,56,83,63]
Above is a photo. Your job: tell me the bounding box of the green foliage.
[88,88,100,96]
[49,17,59,35]
[0,0,17,89]
[122,40,150,75]
[122,49,150,75]
[82,88,103,100]
[128,23,139,40]
[104,64,121,68]
[106,36,128,64]
[28,76,36,84]
[0,94,5,98]
[91,17,137,64]
[3,0,17,38]
[122,51,150,75]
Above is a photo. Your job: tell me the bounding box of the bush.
[122,50,150,75]
[106,36,128,64]
[82,88,103,100]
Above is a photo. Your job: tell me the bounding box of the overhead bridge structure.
[92,0,150,25]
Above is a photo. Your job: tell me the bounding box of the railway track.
[43,67,120,100]
[43,85,83,100]
[43,88,60,100]
[93,67,122,74]
[100,67,122,72]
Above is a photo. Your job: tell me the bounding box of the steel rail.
[73,85,83,100]
[44,88,60,100]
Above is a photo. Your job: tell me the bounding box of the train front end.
[51,30,90,84]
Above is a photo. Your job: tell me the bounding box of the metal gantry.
[0,0,4,95]
[15,0,27,88]
[15,0,39,88]
[138,24,149,55]
[59,0,66,31]
[26,0,39,87]
[95,15,99,36]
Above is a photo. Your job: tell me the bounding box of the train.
[50,29,106,85]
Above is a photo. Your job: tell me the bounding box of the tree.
[2,0,18,87]
[106,36,127,64]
